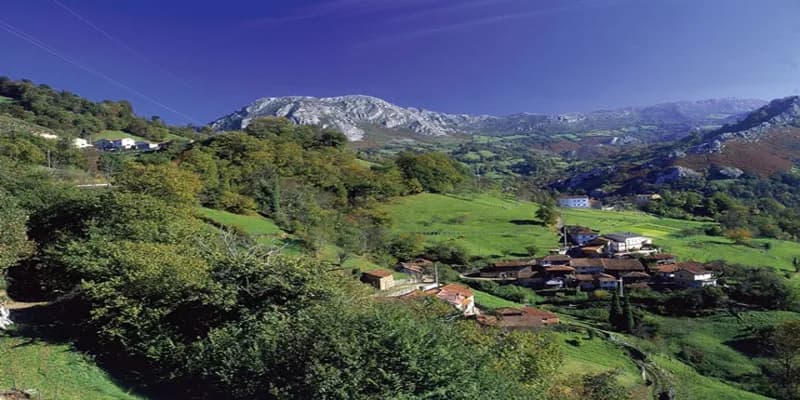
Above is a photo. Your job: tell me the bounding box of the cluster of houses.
[360,262,561,330]
[558,193,663,210]
[93,137,161,151]
[475,227,717,291]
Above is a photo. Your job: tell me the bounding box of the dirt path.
[0,290,48,310]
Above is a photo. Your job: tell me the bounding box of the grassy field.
[93,130,186,142]
[0,336,142,400]
[653,355,770,400]
[472,289,522,309]
[385,193,800,270]
[0,95,13,103]
[199,207,283,237]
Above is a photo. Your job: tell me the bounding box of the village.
[358,216,718,330]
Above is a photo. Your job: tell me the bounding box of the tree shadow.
[509,219,537,225]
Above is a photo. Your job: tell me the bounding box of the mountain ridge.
[211,95,766,142]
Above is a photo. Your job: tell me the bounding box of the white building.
[558,196,590,208]
[674,262,717,288]
[73,138,93,149]
[603,232,653,253]
[565,226,599,245]
[136,141,160,150]
[94,137,137,151]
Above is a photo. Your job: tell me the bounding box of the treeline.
[0,77,195,141]
[176,116,469,256]
[643,173,800,240]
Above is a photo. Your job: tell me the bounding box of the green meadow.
[385,193,800,270]
[93,130,186,142]
[0,336,142,400]
[0,95,13,103]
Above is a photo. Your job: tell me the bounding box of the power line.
[0,17,199,124]
[51,0,196,91]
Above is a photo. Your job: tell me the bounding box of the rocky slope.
[212,95,765,142]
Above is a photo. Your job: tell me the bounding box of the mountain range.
[211,95,765,143]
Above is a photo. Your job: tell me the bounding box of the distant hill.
[212,95,764,143]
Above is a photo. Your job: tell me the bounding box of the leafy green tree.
[769,320,800,397]
[536,204,559,227]
[0,191,32,272]
[114,162,202,205]
[395,151,468,193]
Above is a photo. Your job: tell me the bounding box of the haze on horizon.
[2,0,799,124]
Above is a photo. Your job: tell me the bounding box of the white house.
[135,141,160,150]
[94,137,137,151]
[603,232,653,253]
[674,262,717,288]
[73,138,92,148]
[565,226,599,245]
[558,196,590,208]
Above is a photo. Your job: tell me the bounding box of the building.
[643,253,677,266]
[570,258,606,274]
[603,232,653,253]
[479,306,560,329]
[539,254,571,267]
[674,262,717,288]
[564,226,599,246]
[635,193,662,206]
[621,271,651,286]
[574,273,618,291]
[479,260,536,279]
[360,269,395,290]
[73,137,92,148]
[426,283,475,315]
[135,141,160,150]
[558,196,590,208]
[650,263,679,280]
[396,258,434,282]
[601,258,646,277]
[94,137,137,151]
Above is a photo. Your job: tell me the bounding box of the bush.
[218,191,257,214]
[426,241,470,265]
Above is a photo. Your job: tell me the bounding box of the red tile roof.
[363,269,393,278]
[429,283,473,298]
[654,263,679,273]
[677,261,708,274]
[545,265,576,273]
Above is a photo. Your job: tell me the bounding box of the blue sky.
[2,0,799,124]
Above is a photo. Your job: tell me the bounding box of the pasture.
[385,193,800,270]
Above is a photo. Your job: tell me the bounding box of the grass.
[93,130,186,143]
[0,95,13,103]
[653,355,770,400]
[472,289,522,309]
[199,207,283,237]
[384,193,800,270]
[0,335,142,400]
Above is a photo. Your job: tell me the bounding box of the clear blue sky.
[2,0,799,124]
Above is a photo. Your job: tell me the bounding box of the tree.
[395,151,468,193]
[725,227,752,245]
[536,205,559,227]
[609,290,623,329]
[0,191,32,272]
[622,295,636,332]
[580,371,631,400]
[114,162,202,205]
[793,256,799,273]
[769,320,800,395]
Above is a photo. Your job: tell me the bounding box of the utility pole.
[434,263,439,288]
[618,277,624,297]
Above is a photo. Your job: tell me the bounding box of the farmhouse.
[73,138,92,148]
[603,232,653,253]
[136,141,161,150]
[426,283,475,315]
[558,195,590,208]
[674,262,717,288]
[643,253,678,266]
[539,254,571,266]
[94,137,136,151]
[575,273,618,291]
[650,263,679,280]
[479,260,536,279]
[570,258,606,274]
[601,258,646,277]
[396,258,433,282]
[564,226,599,246]
[360,269,395,290]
